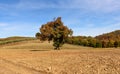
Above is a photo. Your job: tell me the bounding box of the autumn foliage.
[36,17,120,48]
[36,17,73,50]
[66,30,120,48]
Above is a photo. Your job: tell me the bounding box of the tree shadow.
[30,49,50,52]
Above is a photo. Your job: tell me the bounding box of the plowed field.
[0,40,120,74]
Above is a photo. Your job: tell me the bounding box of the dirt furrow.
[0,57,49,74]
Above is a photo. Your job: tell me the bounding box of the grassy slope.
[1,39,119,50]
[0,36,35,45]
[0,39,98,50]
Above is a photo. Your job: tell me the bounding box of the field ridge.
[0,57,49,74]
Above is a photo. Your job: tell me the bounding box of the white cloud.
[0,23,8,27]
[73,22,120,37]
[0,0,120,38]
[113,23,120,27]
[0,3,12,10]
[1,0,120,13]
[83,0,120,13]
[14,0,120,13]
[0,22,40,38]
[113,16,120,22]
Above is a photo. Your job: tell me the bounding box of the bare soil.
[0,40,120,74]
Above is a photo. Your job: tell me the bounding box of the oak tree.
[36,17,73,50]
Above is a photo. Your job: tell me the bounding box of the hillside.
[0,40,120,74]
[96,30,120,41]
[65,30,120,48]
[1,30,120,48]
[0,36,35,45]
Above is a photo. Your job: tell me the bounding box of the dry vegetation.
[0,36,35,45]
[0,40,120,74]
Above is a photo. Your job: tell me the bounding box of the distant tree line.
[65,30,120,48]
[36,17,120,49]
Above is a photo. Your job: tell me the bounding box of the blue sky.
[0,0,120,38]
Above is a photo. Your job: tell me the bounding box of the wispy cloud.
[0,0,120,38]
[73,22,120,37]
[88,0,120,13]
[14,0,120,13]
[1,0,120,14]
[0,22,39,38]
[0,23,8,27]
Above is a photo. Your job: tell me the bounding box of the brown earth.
[0,40,120,74]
